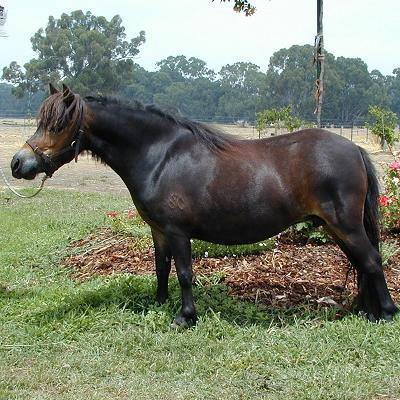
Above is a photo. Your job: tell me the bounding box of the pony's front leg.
[167,234,197,328]
[151,228,172,304]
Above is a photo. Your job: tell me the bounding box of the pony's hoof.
[170,314,196,330]
[381,305,399,322]
[356,305,398,322]
[156,295,168,305]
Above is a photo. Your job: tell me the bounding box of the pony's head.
[11,83,86,179]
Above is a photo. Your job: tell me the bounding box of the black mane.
[85,95,236,151]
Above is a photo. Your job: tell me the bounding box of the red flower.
[106,211,118,219]
[389,161,400,172]
[127,209,137,219]
[378,195,394,207]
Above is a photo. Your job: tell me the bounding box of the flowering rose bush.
[379,161,400,231]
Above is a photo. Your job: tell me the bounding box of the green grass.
[381,240,400,267]
[1,189,400,400]
[191,237,275,258]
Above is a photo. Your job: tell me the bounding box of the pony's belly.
[192,217,290,245]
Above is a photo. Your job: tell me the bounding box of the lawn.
[1,189,399,400]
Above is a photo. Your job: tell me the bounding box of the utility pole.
[314,0,324,127]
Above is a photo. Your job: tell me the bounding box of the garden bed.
[63,228,400,312]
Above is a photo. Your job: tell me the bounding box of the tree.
[219,62,263,91]
[217,62,266,119]
[153,78,221,119]
[263,44,394,124]
[388,68,400,118]
[365,70,391,110]
[122,66,173,104]
[0,83,44,117]
[2,10,145,96]
[265,45,317,119]
[121,56,218,117]
[156,55,216,81]
[329,57,374,123]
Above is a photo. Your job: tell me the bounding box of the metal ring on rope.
[0,164,48,198]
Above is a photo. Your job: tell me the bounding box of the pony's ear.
[62,84,75,107]
[49,83,59,95]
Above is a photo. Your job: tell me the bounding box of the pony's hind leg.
[330,227,398,321]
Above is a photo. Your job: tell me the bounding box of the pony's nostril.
[11,156,20,172]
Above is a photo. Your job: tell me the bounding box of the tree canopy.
[1,10,399,125]
[2,10,145,97]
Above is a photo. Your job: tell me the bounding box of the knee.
[177,269,192,287]
[361,251,383,274]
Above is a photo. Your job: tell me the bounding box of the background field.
[0,119,396,194]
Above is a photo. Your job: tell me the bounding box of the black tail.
[358,146,380,251]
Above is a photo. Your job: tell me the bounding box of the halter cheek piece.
[25,127,85,178]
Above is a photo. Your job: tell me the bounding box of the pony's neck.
[83,100,172,178]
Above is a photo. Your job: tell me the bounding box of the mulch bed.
[63,229,400,310]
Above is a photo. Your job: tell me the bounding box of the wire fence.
[0,109,375,125]
[0,111,36,119]
[1,113,399,147]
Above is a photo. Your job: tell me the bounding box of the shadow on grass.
[0,285,33,301]
[29,274,349,328]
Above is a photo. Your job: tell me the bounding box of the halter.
[26,122,85,178]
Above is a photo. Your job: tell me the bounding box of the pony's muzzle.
[11,149,41,180]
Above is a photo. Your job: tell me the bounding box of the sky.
[0,0,399,76]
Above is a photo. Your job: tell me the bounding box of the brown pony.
[11,84,398,327]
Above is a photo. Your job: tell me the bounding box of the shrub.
[380,241,400,267]
[379,161,400,231]
[368,105,399,149]
[106,209,151,237]
[292,220,331,244]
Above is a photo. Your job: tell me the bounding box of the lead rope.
[0,163,48,198]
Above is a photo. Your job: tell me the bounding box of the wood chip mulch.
[62,229,400,310]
